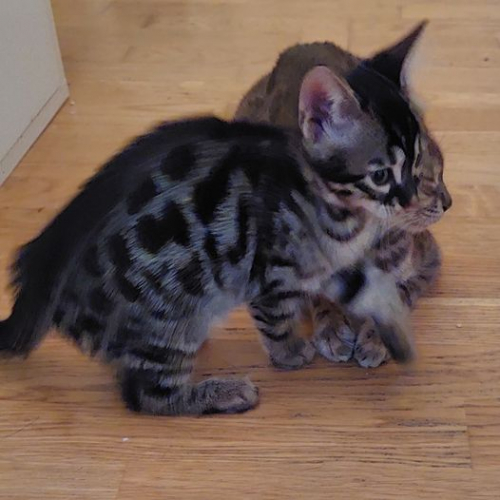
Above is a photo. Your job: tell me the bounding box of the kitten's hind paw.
[353,319,390,368]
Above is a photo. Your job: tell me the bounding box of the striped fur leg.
[250,296,314,370]
[398,231,442,309]
[119,342,258,415]
[311,298,356,363]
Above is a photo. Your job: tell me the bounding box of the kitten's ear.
[298,66,362,144]
[366,21,427,89]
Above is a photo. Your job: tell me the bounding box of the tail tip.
[378,322,416,365]
[390,344,416,365]
[0,318,27,358]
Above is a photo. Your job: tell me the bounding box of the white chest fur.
[328,222,380,270]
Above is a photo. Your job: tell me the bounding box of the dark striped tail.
[0,285,52,357]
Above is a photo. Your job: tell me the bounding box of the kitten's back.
[235,42,359,127]
[0,117,286,355]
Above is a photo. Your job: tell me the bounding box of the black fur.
[347,63,419,174]
[115,274,141,303]
[88,288,114,315]
[161,144,197,181]
[203,232,224,287]
[176,253,205,296]
[193,150,234,225]
[227,198,250,265]
[337,267,366,304]
[136,202,189,254]
[127,177,159,215]
[83,245,103,277]
[108,233,133,271]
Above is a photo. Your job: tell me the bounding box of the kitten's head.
[299,22,451,233]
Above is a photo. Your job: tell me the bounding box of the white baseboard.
[0,81,69,186]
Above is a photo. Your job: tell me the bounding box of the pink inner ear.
[299,68,336,140]
[299,66,362,142]
[299,91,331,142]
[309,91,332,122]
[299,67,334,115]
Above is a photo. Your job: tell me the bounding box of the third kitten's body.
[235,25,451,367]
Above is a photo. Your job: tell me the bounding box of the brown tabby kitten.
[235,22,452,367]
[0,68,423,416]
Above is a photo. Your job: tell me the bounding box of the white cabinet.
[0,0,68,184]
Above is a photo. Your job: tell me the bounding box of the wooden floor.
[1,0,500,498]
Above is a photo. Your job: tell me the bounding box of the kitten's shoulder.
[154,116,288,144]
[95,116,288,184]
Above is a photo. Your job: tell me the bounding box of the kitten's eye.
[370,169,391,186]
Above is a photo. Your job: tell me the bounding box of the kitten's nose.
[440,188,452,212]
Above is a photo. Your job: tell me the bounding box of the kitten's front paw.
[269,338,315,370]
[198,378,259,414]
[313,317,356,363]
[354,319,390,368]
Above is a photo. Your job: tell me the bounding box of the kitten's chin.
[405,224,433,234]
[404,213,444,233]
